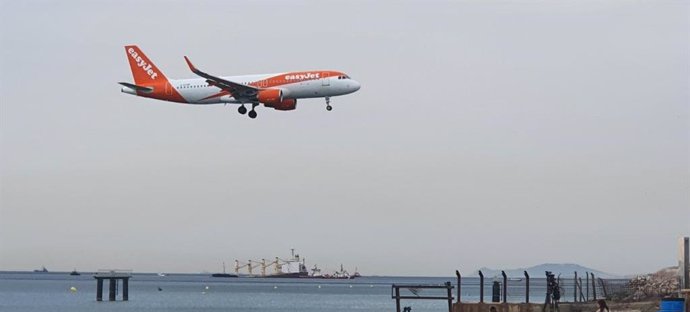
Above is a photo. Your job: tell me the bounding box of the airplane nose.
[351,80,361,92]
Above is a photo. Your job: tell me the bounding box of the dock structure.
[93,270,132,302]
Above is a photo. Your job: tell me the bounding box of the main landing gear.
[237,103,258,119]
[325,97,332,111]
[248,103,258,119]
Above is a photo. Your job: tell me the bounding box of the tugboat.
[211,262,238,278]
[322,264,356,279]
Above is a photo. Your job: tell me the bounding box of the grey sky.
[0,0,688,276]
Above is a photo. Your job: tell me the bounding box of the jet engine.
[264,98,297,111]
[257,89,296,110]
[257,89,283,104]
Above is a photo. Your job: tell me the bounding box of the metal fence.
[453,271,632,303]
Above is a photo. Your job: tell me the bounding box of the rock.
[625,267,680,300]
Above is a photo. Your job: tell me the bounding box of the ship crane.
[259,257,282,276]
[234,249,308,277]
[234,259,262,276]
[311,264,321,277]
[236,258,283,276]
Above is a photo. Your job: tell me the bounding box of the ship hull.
[262,272,309,278]
[211,273,238,278]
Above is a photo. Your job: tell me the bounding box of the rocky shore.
[626,267,679,300]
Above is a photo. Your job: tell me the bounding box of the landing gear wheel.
[248,110,257,119]
[238,105,247,115]
[325,97,332,111]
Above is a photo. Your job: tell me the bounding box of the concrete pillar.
[96,279,103,301]
[123,278,129,301]
[109,279,116,301]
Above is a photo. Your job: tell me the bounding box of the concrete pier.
[93,270,132,302]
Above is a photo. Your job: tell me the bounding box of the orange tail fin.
[124,45,169,86]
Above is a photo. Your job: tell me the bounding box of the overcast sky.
[0,0,688,277]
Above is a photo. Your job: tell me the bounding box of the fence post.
[479,270,484,303]
[447,282,453,312]
[524,271,530,303]
[578,277,584,302]
[501,271,507,303]
[590,273,597,300]
[573,272,577,302]
[598,278,608,298]
[456,270,461,303]
[585,272,589,301]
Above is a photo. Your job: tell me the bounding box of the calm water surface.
[0,272,552,312]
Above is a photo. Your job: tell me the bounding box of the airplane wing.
[183,56,258,99]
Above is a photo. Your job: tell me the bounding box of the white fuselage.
[122,72,361,105]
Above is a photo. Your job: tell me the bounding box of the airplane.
[119,45,361,119]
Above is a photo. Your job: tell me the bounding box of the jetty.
[93,270,132,302]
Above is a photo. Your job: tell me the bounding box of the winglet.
[183,56,197,72]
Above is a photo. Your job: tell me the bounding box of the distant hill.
[477,263,620,279]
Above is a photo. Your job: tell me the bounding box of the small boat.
[33,266,48,273]
[69,269,80,276]
[211,262,238,278]
[157,273,166,277]
[315,264,357,279]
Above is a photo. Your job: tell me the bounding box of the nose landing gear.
[325,97,332,111]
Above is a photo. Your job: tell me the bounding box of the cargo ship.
[235,249,308,278]
[234,249,358,279]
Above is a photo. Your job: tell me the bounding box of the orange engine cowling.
[257,89,296,110]
[264,98,297,111]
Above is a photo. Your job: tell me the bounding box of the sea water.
[0,272,550,312]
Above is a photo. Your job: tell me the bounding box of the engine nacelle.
[257,89,296,110]
[257,89,283,104]
[264,98,297,111]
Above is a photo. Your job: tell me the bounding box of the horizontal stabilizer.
[118,82,154,93]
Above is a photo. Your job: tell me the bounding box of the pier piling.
[96,279,103,301]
